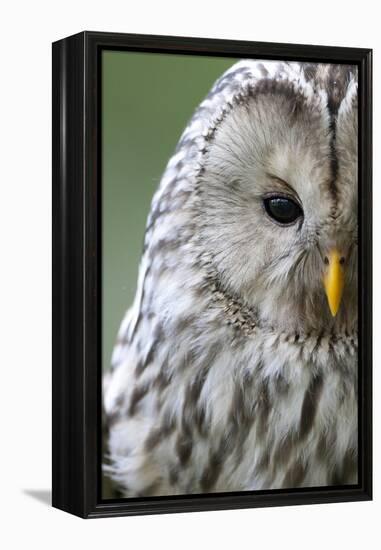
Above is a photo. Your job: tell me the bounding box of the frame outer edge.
[52,32,87,518]
[359,48,373,500]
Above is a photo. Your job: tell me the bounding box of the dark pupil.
[264,197,301,224]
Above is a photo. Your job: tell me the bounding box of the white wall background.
[0,0,378,547]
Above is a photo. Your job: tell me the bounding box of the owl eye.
[263,196,303,225]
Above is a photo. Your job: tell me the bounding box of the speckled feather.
[103,60,358,496]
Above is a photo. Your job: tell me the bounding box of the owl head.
[191,61,358,335]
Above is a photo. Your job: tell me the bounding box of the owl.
[103,60,358,497]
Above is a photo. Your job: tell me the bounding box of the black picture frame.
[52,31,372,519]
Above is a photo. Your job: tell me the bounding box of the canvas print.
[102,52,358,499]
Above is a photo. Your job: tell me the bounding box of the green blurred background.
[102,50,235,373]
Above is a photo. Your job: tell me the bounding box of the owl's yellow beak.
[323,249,346,317]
